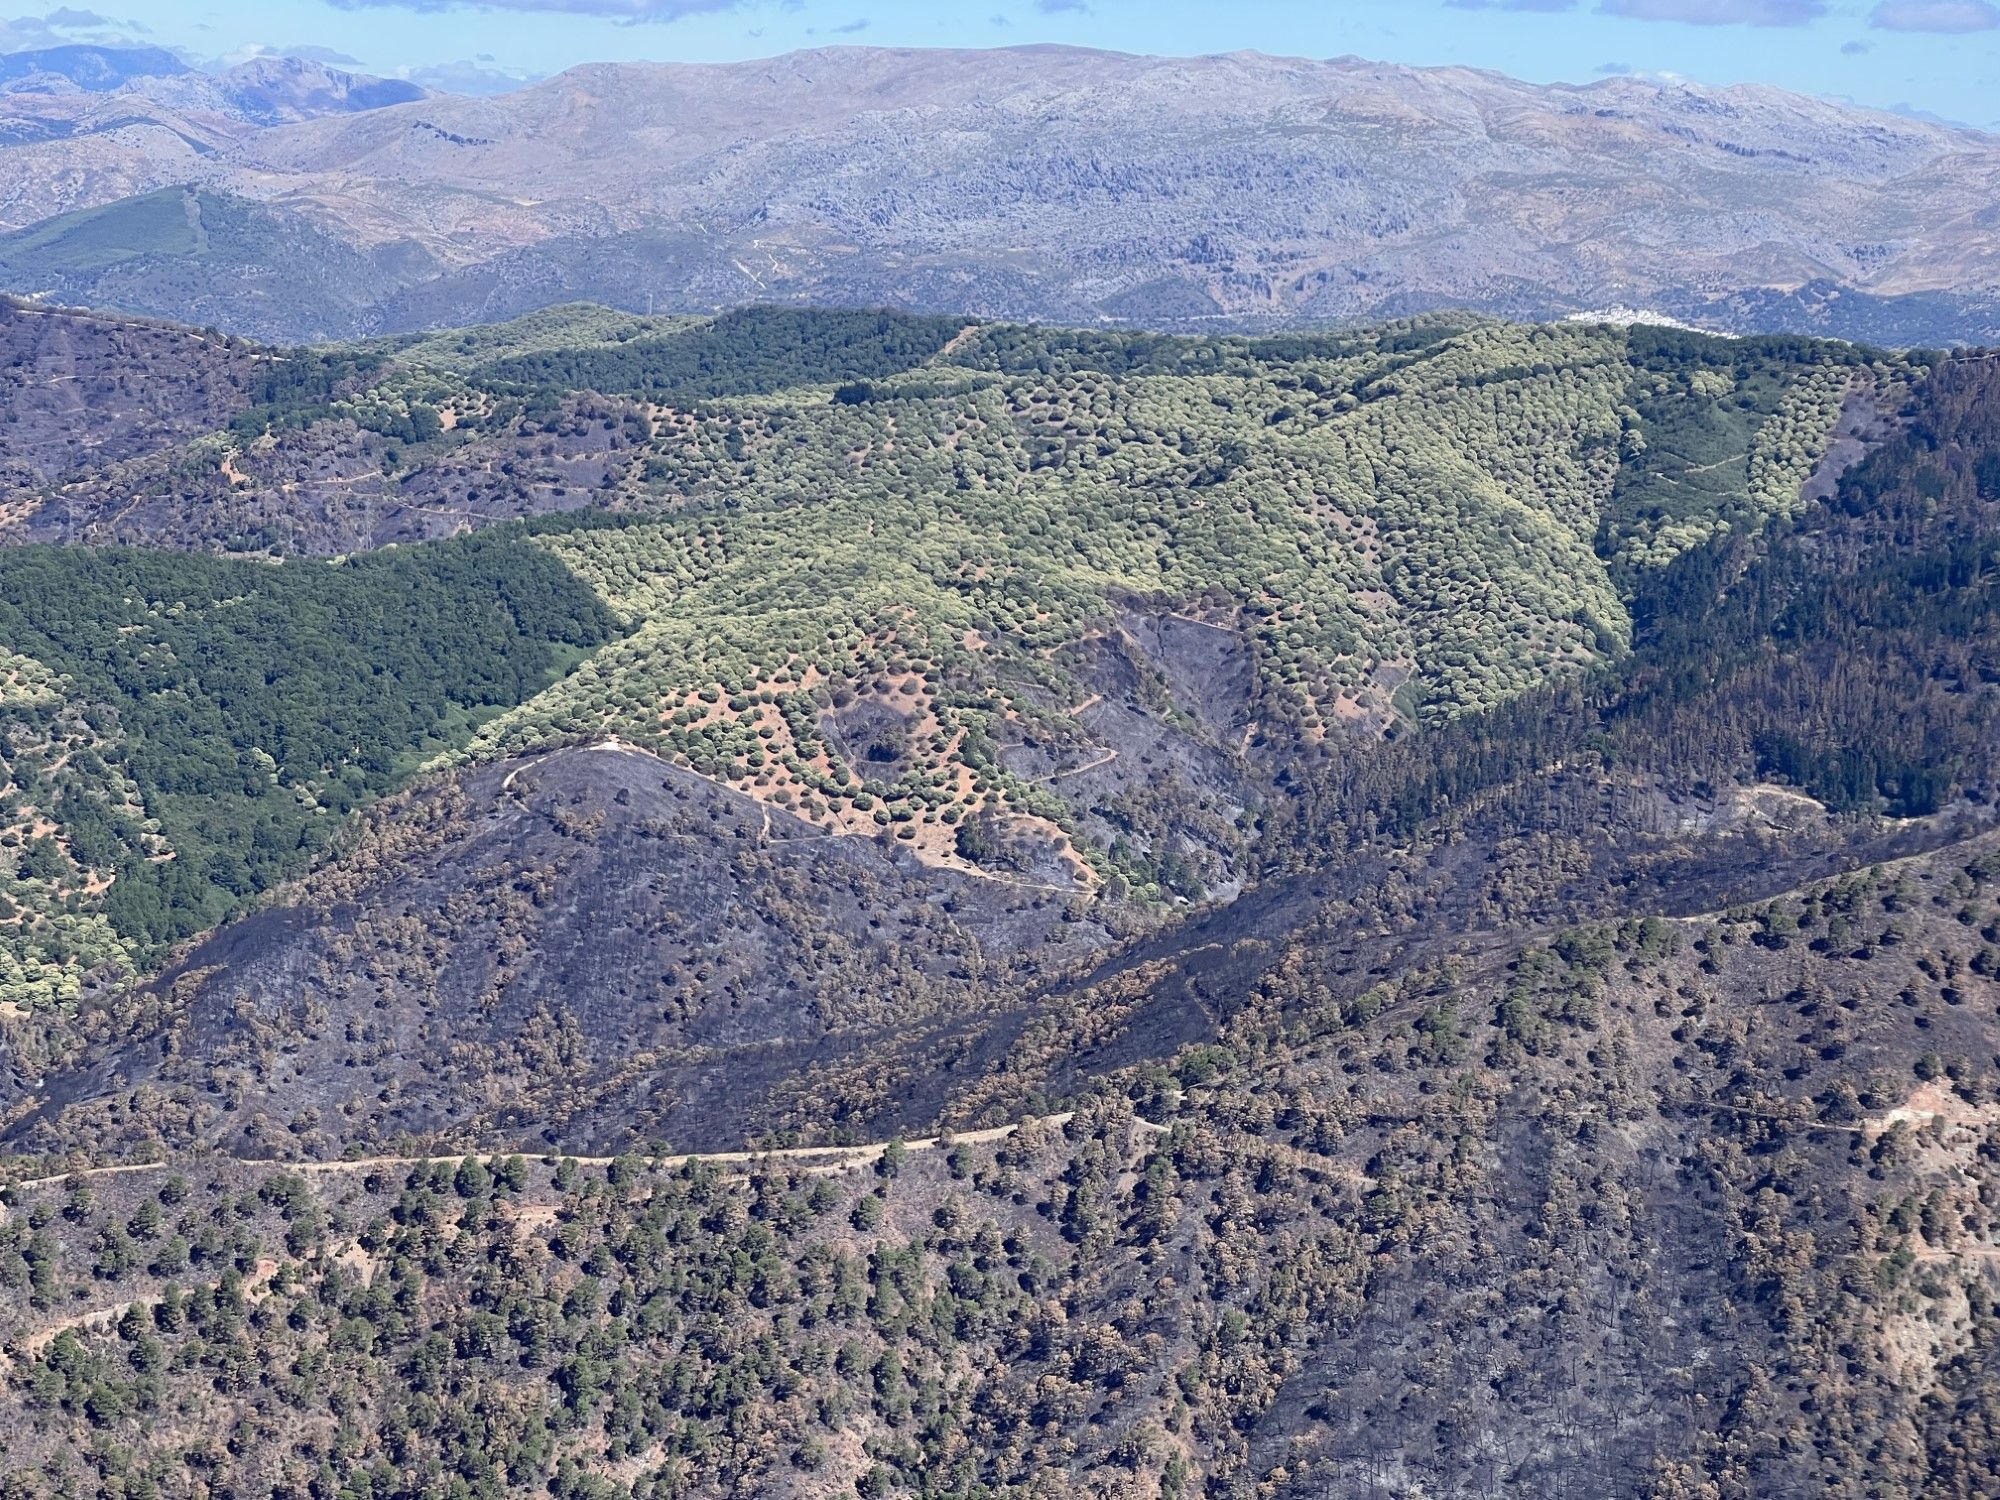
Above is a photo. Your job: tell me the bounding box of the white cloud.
[0,5,153,52]
[397,56,545,94]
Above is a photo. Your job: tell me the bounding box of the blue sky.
[10,0,1999,127]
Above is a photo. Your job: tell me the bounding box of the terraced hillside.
[0,307,1882,1011]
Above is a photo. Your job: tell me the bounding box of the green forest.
[477,307,974,403]
[0,537,614,1000]
[0,306,1904,1012]
[0,307,1903,1005]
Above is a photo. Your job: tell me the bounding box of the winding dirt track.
[1,1111,1178,1363]
[3,1110,1155,1196]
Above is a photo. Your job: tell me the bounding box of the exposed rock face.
[4,46,2000,343]
[0,47,431,245]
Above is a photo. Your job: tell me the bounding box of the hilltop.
[0,301,1891,1015]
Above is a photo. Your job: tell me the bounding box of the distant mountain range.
[0,43,425,122]
[0,44,1997,344]
[0,43,192,92]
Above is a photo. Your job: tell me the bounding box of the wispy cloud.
[1450,0,1830,21]
[210,41,367,67]
[1599,0,1828,22]
[398,55,545,93]
[281,43,365,64]
[0,5,152,51]
[1870,0,2000,30]
[326,0,742,21]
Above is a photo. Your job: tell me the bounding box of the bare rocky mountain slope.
[3,46,2000,343]
[0,47,425,243]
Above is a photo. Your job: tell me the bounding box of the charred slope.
[4,387,657,556]
[1184,829,2000,1500]
[0,298,260,490]
[8,342,1998,1169]
[895,349,2000,1130]
[0,745,1121,1163]
[0,324,1998,1500]
[0,826,1995,1500]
